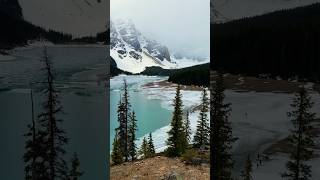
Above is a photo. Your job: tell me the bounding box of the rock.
[132,175,140,180]
[166,171,183,180]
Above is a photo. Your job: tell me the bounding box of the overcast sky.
[111,0,210,59]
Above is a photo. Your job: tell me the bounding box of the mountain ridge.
[110,19,176,74]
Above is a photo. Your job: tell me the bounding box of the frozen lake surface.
[0,45,108,180]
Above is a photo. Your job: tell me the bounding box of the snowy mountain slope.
[18,0,108,36]
[212,0,320,23]
[110,19,176,74]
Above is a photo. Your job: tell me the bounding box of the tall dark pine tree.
[111,130,123,165]
[24,89,47,179]
[69,152,83,180]
[184,110,191,144]
[241,154,253,180]
[121,79,131,161]
[37,47,69,179]
[148,133,155,156]
[128,111,138,161]
[116,97,126,162]
[193,88,210,149]
[211,72,235,180]
[166,85,187,157]
[282,87,315,180]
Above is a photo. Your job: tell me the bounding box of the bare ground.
[110,156,210,180]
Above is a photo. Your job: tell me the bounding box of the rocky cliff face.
[110,19,175,73]
[111,19,171,62]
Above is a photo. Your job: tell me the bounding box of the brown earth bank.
[144,71,320,93]
[110,156,210,180]
[210,71,320,93]
[144,80,204,91]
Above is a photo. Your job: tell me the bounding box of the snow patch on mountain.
[18,0,108,36]
[212,0,320,23]
[110,19,177,74]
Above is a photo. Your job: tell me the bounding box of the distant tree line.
[212,3,320,82]
[0,8,109,51]
[0,11,72,50]
[70,29,109,44]
[168,63,209,87]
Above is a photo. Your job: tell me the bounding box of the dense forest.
[168,63,209,87]
[212,3,320,82]
[140,66,172,76]
[0,10,73,50]
[0,0,108,51]
[71,29,109,44]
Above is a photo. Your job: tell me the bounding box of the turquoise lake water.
[110,85,172,148]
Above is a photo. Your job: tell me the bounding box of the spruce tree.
[121,79,131,161]
[69,153,83,180]
[241,154,253,180]
[24,89,48,180]
[128,111,138,161]
[184,110,191,144]
[139,137,150,159]
[166,85,187,157]
[117,97,126,162]
[148,133,155,156]
[193,88,210,149]
[111,130,123,165]
[37,47,69,179]
[282,87,315,180]
[211,72,235,180]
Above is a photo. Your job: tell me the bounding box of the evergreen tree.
[166,85,188,157]
[148,133,155,156]
[282,87,315,180]
[139,137,150,159]
[121,79,131,161]
[68,153,83,180]
[115,80,137,163]
[128,111,138,161]
[37,47,69,179]
[211,72,235,180]
[111,130,123,165]
[24,89,48,180]
[241,154,253,180]
[116,97,126,162]
[193,88,210,149]
[184,110,191,144]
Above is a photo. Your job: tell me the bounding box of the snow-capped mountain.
[110,19,176,74]
[212,0,320,23]
[17,0,108,36]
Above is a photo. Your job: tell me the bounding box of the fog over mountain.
[111,0,210,59]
